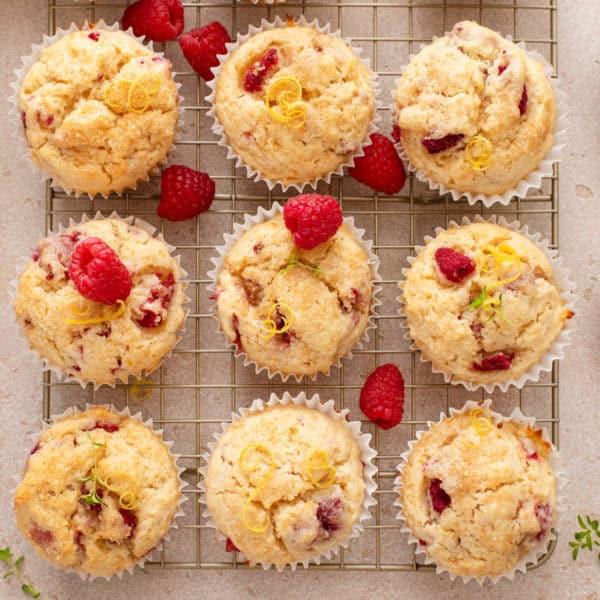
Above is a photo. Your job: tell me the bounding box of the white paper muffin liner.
[12,402,188,581]
[198,391,378,571]
[8,20,185,199]
[392,31,568,207]
[393,399,566,584]
[207,201,382,382]
[398,215,577,393]
[8,211,190,390]
[205,15,382,192]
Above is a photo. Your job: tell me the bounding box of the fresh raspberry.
[359,364,405,430]
[121,0,184,42]
[348,133,406,195]
[519,85,528,116]
[179,22,230,81]
[158,165,215,221]
[88,31,100,42]
[243,48,279,92]
[429,479,451,513]
[391,123,402,143]
[434,247,476,283]
[69,238,132,305]
[225,538,239,552]
[316,497,343,532]
[422,133,464,154]
[472,352,515,371]
[283,194,343,250]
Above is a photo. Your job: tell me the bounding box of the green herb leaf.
[579,515,586,529]
[0,548,11,563]
[572,547,579,561]
[468,287,488,309]
[3,571,14,579]
[14,556,24,571]
[21,583,41,598]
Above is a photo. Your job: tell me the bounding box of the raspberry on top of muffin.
[14,218,186,385]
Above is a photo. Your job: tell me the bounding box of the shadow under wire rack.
[44,0,560,572]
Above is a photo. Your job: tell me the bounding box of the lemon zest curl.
[265,76,308,129]
[478,243,522,290]
[63,300,125,325]
[104,73,162,114]
[259,302,295,340]
[305,448,337,489]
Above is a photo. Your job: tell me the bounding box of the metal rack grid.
[43,0,560,572]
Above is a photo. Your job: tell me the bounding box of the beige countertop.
[1,0,599,598]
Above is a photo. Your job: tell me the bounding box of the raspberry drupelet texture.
[121,0,184,42]
[359,364,405,430]
[69,237,132,305]
[348,133,406,195]
[158,165,215,221]
[283,194,343,250]
[434,247,476,283]
[179,22,231,81]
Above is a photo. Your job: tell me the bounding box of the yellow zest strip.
[265,76,308,129]
[465,135,493,170]
[63,300,125,325]
[258,302,295,340]
[103,74,162,114]
[239,444,275,534]
[103,471,141,510]
[305,448,337,489]
[479,243,522,290]
[469,408,494,437]
[130,376,153,401]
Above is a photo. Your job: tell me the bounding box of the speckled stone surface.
[1,1,599,598]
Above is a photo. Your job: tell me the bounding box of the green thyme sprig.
[569,515,600,562]
[280,251,320,277]
[0,547,42,598]
[79,433,107,507]
[468,287,511,324]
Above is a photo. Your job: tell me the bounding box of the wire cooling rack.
[42,0,560,571]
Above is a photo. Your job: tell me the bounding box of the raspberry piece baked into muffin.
[211,23,376,187]
[400,222,573,388]
[14,407,181,577]
[18,29,179,196]
[394,21,556,196]
[213,207,375,379]
[204,403,368,568]
[14,217,187,385]
[399,406,558,579]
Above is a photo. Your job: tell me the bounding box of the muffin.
[17,29,178,196]
[394,21,556,198]
[398,403,558,579]
[210,21,376,188]
[14,217,187,385]
[204,402,369,568]
[14,406,182,577]
[213,210,375,379]
[401,221,573,388]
